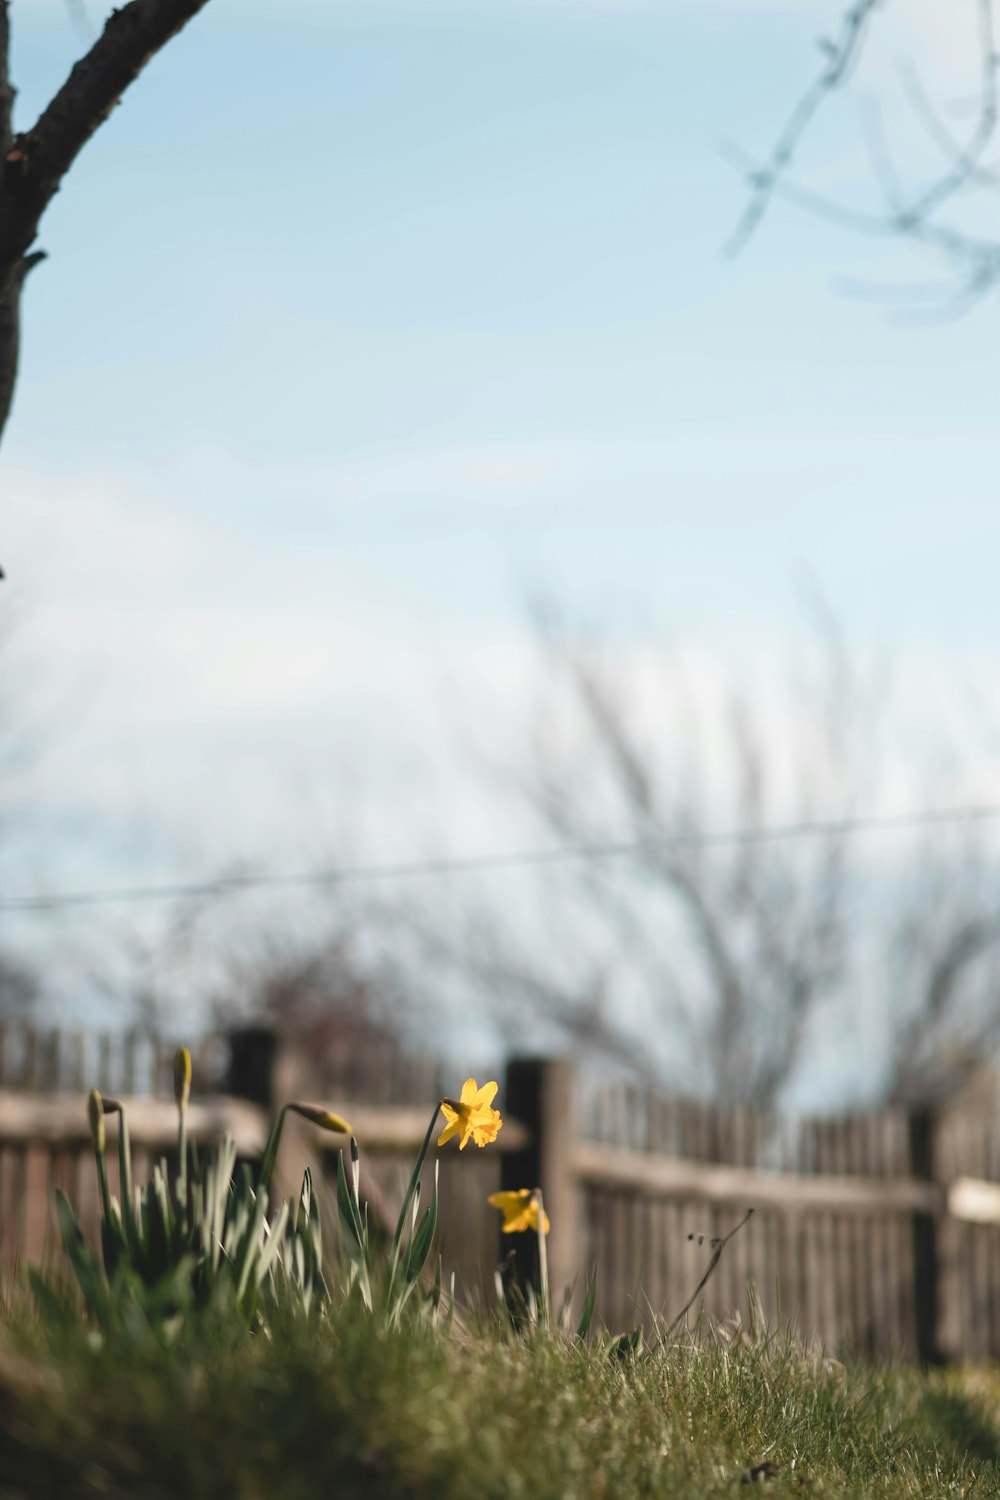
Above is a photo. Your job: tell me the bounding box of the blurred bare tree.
[423,608,1000,1109]
[205,924,401,1059]
[419,608,876,1108]
[0,950,38,1017]
[94,881,415,1090]
[729,0,1000,312]
[885,829,1000,1103]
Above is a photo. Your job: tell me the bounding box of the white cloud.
[7,432,1000,890]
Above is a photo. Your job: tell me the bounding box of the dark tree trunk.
[0,252,44,440]
[0,0,213,453]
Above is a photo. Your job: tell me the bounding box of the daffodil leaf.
[56,1189,111,1321]
[576,1267,599,1341]
[402,1161,439,1286]
[402,1206,435,1284]
[350,1134,361,1207]
[256,1201,290,1287]
[336,1150,365,1251]
[234,1185,269,1303]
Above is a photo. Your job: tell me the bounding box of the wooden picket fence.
[1,1022,1000,1361]
[561,1069,1000,1362]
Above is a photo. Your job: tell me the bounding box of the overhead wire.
[3,800,1000,915]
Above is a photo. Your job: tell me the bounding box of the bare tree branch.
[729,0,1000,311]
[0,0,213,446]
[726,0,884,257]
[0,0,212,292]
[890,0,998,233]
[898,57,1000,196]
[0,250,44,445]
[730,152,1000,315]
[889,884,1000,1103]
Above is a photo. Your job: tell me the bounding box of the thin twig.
[726,0,884,256]
[665,1207,754,1338]
[727,0,1000,309]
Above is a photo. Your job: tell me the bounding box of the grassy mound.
[0,1302,997,1499]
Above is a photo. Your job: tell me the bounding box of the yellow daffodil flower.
[437,1078,503,1150]
[488,1188,550,1235]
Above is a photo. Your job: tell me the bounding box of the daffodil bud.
[173,1045,192,1113]
[287,1101,353,1135]
[87,1089,105,1154]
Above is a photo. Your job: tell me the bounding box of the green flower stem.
[177,1106,188,1228]
[87,1092,114,1227]
[258,1102,352,1197]
[536,1188,550,1332]
[389,1104,440,1267]
[383,1104,440,1314]
[103,1100,137,1255]
[119,1108,134,1228]
[174,1046,192,1224]
[93,1135,113,1228]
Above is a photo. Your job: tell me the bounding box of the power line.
[3,800,1000,916]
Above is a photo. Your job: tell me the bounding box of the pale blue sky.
[3,1,1000,1084]
[9,1,999,632]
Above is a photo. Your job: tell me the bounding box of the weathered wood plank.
[0,1091,268,1153]
[948,1175,1000,1224]
[573,1141,943,1215]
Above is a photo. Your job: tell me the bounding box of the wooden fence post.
[225,1024,329,1203]
[226,1026,279,1107]
[908,1104,957,1365]
[501,1057,581,1316]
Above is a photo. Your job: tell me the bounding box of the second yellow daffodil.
[488,1188,550,1235]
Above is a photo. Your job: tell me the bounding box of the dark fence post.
[223,1026,277,1183]
[501,1057,581,1317]
[225,1024,328,1202]
[909,1104,951,1365]
[226,1026,279,1107]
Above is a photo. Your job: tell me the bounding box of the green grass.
[0,1298,997,1499]
[11,1071,1000,1498]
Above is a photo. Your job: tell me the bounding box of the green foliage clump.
[43,1052,475,1334]
[44,1062,348,1331]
